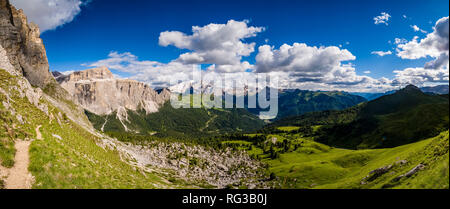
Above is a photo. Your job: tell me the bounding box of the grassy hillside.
[359,85,446,117]
[0,69,184,189]
[269,85,449,149]
[277,131,448,189]
[220,129,448,189]
[86,102,265,138]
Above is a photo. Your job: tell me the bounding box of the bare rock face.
[63,66,114,82]
[1,1,91,129]
[57,67,171,115]
[0,0,54,88]
[1,44,49,116]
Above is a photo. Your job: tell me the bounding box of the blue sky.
[11,0,450,92]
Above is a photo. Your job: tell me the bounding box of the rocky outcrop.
[0,0,92,130]
[60,66,114,83]
[1,44,49,116]
[97,138,270,188]
[57,67,171,115]
[361,164,394,184]
[394,163,426,181]
[0,0,54,88]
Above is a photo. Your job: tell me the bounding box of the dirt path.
[2,125,40,189]
[5,140,33,189]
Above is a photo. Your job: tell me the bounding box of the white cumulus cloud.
[10,0,88,33]
[255,43,356,74]
[393,67,449,86]
[394,16,449,86]
[253,43,392,91]
[396,17,448,61]
[159,20,264,73]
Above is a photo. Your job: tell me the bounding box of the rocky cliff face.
[0,0,54,88]
[57,67,171,115]
[0,0,93,131]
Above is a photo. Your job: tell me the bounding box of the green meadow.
[226,131,449,189]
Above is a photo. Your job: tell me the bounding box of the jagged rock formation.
[0,0,54,88]
[56,67,171,115]
[0,0,92,134]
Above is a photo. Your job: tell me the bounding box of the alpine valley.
[0,0,448,190]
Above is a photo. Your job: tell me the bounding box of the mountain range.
[271,85,449,149]
[351,85,449,101]
[52,67,448,144]
[421,85,449,95]
[52,67,371,136]
[247,89,367,120]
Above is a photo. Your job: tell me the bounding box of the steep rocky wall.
[0,0,54,88]
[58,67,171,115]
[1,0,92,130]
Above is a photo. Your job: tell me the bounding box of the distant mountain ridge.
[421,85,449,95]
[350,91,396,101]
[165,77,369,120]
[246,88,367,120]
[271,85,449,149]
[351,85,449,101]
